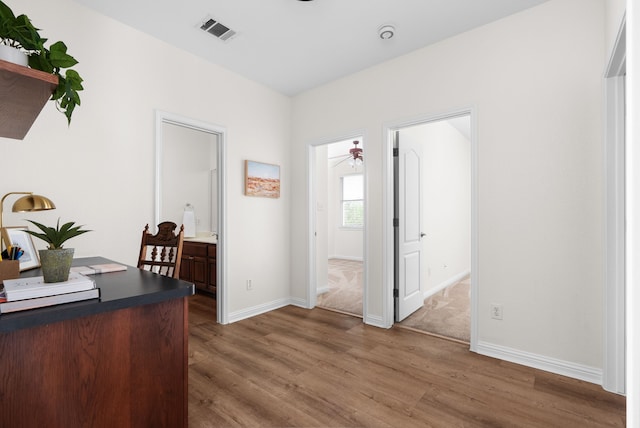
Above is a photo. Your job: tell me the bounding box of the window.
[341,174,363,228]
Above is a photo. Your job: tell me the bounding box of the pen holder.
[0,260,20,284]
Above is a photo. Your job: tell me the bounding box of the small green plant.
[24,219,91,250]
[0,1,83,124]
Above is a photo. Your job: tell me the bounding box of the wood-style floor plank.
[188,294,625,427]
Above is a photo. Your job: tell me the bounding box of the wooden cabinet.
[0,257,193,427]
[181,241,216,295]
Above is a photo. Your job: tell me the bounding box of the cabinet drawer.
[183,242,207,257]
[207,244,217,258]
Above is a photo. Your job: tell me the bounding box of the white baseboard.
[289,296,308,308]
[228,297,295,323]
[317,285,330,295]
[423,270,470,299]
[364,314,388,328]
[476,341,602,385]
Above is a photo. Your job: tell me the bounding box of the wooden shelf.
[0,59,58,140]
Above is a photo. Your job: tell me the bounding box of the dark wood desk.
[0,257,194,427]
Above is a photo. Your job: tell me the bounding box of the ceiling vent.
[199,17,236,42]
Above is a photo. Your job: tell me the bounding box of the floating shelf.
[0,59,58,140]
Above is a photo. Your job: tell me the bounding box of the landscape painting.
[245,160,280,198]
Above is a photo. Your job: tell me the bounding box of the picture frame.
[245,160,281,198]
[1,227,40,271]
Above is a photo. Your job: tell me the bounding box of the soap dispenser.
[182,203,196,238]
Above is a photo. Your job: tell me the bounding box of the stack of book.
[70,263,127,275]
[0,272,99,314]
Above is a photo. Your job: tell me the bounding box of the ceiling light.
[378,25,395,40]
[348,141,363,168]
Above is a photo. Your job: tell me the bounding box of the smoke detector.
[378,25,395,40]
[199,16,237,42]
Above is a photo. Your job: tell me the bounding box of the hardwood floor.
[188,294,625,427]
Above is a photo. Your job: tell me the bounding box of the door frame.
[307,131,367,316]
[382,108,478,350]
[155,110,228,324]
[603,15,626,394]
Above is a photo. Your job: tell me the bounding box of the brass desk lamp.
[0,192,56,230]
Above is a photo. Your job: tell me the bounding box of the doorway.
[383,109,478,349]
[309,136,366,317]
[394,116,471,342]
[155,110,227,324]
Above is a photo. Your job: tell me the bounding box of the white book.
[70,263,127,275]
[2,272,96,302]
[0,288,100,313]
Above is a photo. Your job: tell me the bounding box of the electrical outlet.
[246,280,253,290]
[491,304,503,320]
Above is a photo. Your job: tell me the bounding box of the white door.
[395,133,425,321]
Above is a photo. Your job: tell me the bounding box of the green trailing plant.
[0,1,83,124]
[24,219,91,250]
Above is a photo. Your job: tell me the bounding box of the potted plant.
[24,219,91,283]
[0,1,83,124]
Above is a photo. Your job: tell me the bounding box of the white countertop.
[184,235,217,244]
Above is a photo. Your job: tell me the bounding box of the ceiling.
[75,0,549,96]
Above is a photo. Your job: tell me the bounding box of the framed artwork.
[245,160,280,198]
[1,227,40,271]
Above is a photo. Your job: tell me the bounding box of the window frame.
[340,173,364,229]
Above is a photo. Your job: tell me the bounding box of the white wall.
[605,0,626,59]
[400,120,471,297]
[161,123,217,235]
[290,0,606,370]
[0,0,291,316]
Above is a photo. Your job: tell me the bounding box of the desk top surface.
[0,256,194,333]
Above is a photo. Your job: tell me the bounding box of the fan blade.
[333,156,350,167]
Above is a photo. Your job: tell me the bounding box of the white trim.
[382,127,395,328]
[477,341,602,385]
[307,144,317,309]
[469,109,479,353]
[627,0,640,424]
[217,128,228,324]
[364,314,388,329]
[603,15,626,394]
[423,270,470,300]
[382,108,478,351]
[154,110,228,324]
[316,285,330,295]
[228,297,297,323]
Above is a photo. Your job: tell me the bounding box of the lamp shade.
[12,194,56,212]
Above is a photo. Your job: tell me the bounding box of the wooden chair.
[137,222,184,279]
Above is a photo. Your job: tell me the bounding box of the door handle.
[420,233,426,238]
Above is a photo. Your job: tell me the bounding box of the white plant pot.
[0,45,28,67]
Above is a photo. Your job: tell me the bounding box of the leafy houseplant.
[0,1,83,124]
[25,219,91,283]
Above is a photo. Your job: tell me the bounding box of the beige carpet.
[400,277,470,343]
[317,259,363,316]
[317,259,470,342]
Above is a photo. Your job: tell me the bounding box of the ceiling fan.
[330,140,364,168]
